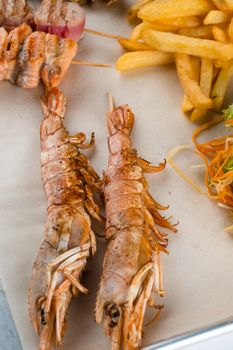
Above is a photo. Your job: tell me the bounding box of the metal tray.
[0,1,233,349]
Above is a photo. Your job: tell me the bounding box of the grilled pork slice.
[34,0,85,41]
[0,0,32,30]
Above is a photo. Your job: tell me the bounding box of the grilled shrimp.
[0,23,32,81]
[17,31,46,88]
[96,105,177,350]
[34,0,85,41]
[0,24,77,88]
[41,33,77,88]
[0,0,32,30]
[29,88,101,349]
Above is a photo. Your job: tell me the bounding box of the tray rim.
[143,317,233,350]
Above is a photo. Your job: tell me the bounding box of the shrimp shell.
[29,88,101,350]
[96,105,177,350]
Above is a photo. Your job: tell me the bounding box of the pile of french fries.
[116,0,233,122]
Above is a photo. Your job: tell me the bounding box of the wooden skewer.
[75,28,119,69]
[108,92,115,112]
[72,60,112,68]
[84,28,121,40]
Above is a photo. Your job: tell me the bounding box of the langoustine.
[29,88,101,349]
[0,23,77,88]
[96,105,177,350]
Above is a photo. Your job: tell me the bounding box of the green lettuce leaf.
[223,104,233,127]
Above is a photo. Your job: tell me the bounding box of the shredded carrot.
[193,117,233,207]
[192,115,224,156]
[168,113,233,231]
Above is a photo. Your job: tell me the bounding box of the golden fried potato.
[116,50,174,71]
[138,0,214,22]
[130,22,177,41]
[127,0,153,22]
[152,16,201,28]
[214,59,233,67]
[142,30,233,60]
[191,58,213,121]
[182,57,200,112]
[203,10,230,25]
[179,26,213,39]
[212,26,230,43]
[225,0,233,11]
[120,0,233,121]
[118,38,152,51]
[228,18,233,41]
[211,64,233,110]
[175,53,213,109]
[211,0,229,11]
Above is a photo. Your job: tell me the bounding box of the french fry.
[212,26,229,43]
[225,0,233,11]
[211,0,229,11]
[138,0,214,22]
[141,22,179,33]
[130,23,145,41]
[191,58,213,121]
[200,58,214,97]
[116,50,174,71]
[121,0,233,122]
[182,95,194,112]
[213,67,221,81]
[182,57,200,112]
[127,0,153,22]
[152,16,201,29]
[118,38,152,51]
[190,109,208,121]
[142,30,233,60]
[175,53,213,109]
[130,22,178,41]
[228,18,233,42]
[179,26,213,39]
[211,64,233,110]
[203,10,230,25]
[214,59,233,67]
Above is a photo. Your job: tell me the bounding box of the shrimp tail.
[107,105,134,136]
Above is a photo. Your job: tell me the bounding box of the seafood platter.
[1,0,233,349]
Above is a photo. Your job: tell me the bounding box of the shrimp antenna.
[72,60,112,68]
[145,305,164,327]
[84,28,121,40]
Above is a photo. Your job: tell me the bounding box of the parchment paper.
[0,2,233,349]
